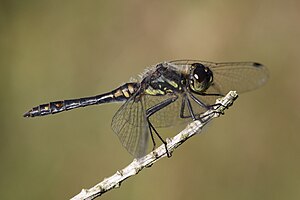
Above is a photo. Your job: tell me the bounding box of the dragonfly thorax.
[188,63,213,93]
[143,64,184,96]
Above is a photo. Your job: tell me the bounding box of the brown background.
[1,0,299,199]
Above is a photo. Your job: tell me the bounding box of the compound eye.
[189,63,213,92]
[192,63,207,83]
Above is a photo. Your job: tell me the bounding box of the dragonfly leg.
[200,93,224,97]
[189,93,210,110]
[196,92,226,109]
[146,96,178,157]
[148,122,169,157]
[180,94,196,120]
[149,124,156,151]
[186,92,225,121]
[189,93,230,122]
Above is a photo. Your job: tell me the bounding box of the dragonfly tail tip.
[23,111,31,117]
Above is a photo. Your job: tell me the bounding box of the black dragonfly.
[24,60,268,157]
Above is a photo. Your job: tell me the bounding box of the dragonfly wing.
[170,60,269,95]
[169,60,269,111]
[143,94,189,128]
[111,94,149,158]
[209,62,269,94]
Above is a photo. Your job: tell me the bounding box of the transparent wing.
[111,94,149,158]
[143,92,213,128]
[170,60,269,95]
[111,92,194,157]
[143,93,190,128]
[211,62,268,96]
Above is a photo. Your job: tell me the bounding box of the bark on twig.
[71,91,238,200]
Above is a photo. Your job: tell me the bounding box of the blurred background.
[1,0,299,199]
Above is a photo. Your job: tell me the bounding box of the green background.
[1,0,299,199]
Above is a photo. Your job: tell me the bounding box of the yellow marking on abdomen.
[114,89,123,97]
[122,89,130,98]
[128,84,135,94]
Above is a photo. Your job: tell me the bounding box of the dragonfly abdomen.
[23,82,139,117]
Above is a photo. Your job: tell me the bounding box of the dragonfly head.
[188,63,213,93]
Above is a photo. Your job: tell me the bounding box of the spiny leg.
[180,92,226,121]
[189,92,228,120]
[148,122,169,156]
[190,92,229,110]
[198,93,224,97]
[149,124,156,152]
[180,92,219,120]
[180,94,196,120]
[188,92,210,110]
[146,96,178,157]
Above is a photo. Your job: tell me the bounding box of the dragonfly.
[24,60,268,157]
